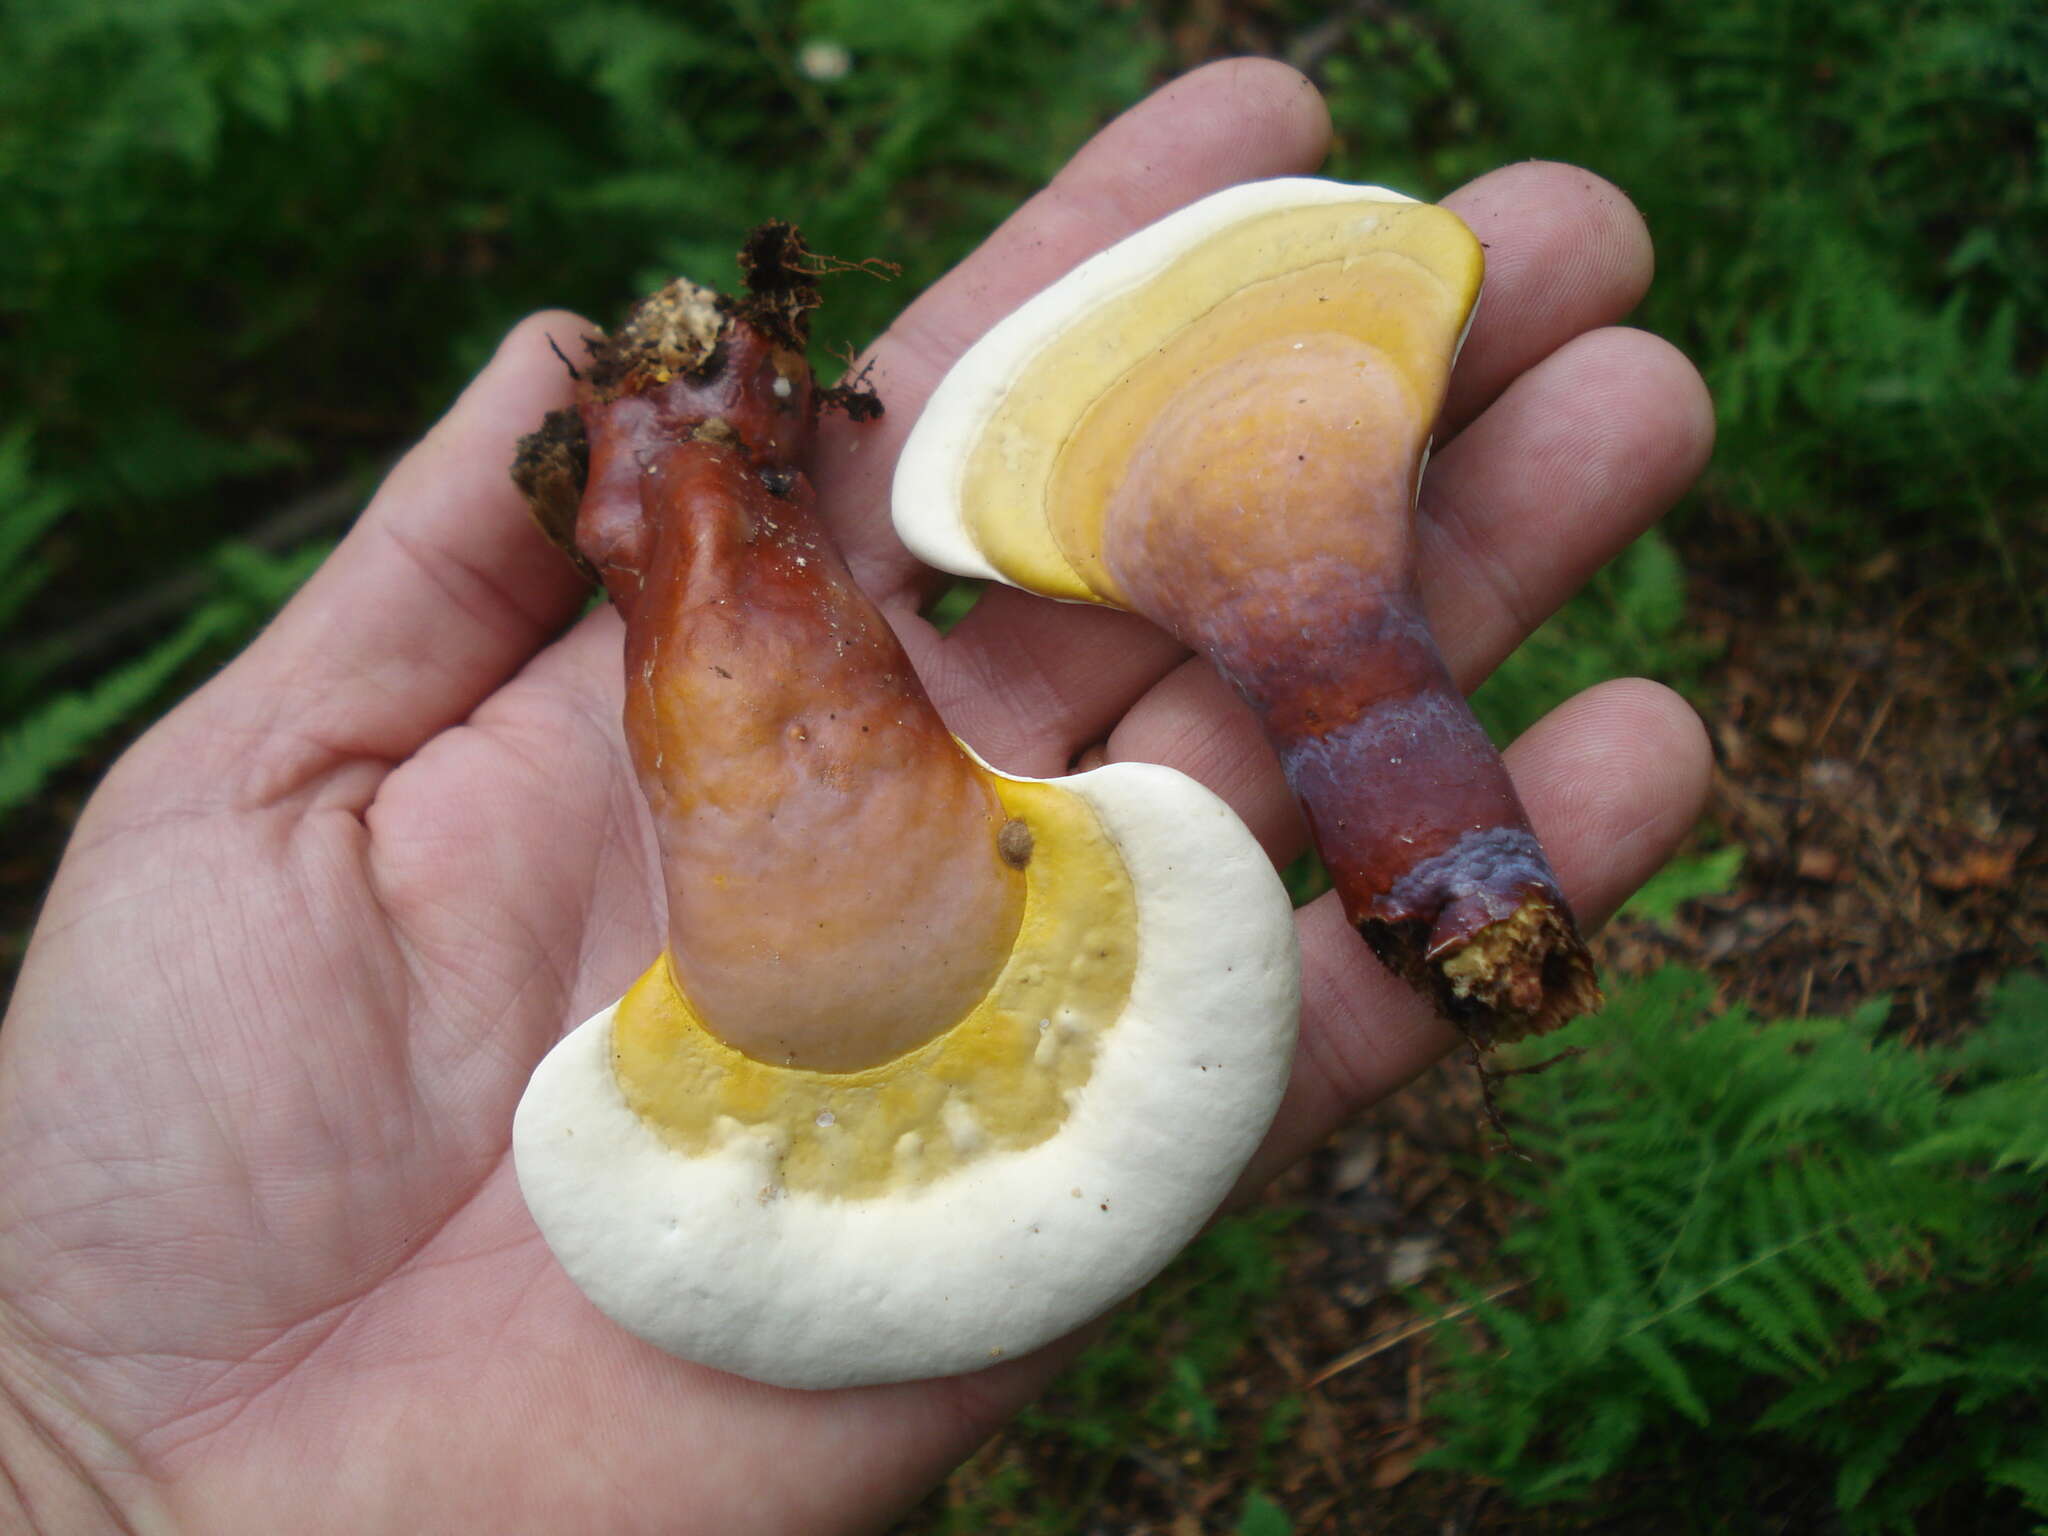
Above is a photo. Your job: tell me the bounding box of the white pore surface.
[514,761,1300,1390]
[891,178,1418,586]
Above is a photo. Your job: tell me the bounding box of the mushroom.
[893,178,1602,1045]
[510,228,1299,1390]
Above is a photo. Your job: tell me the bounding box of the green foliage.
[1235,1487,1293,1536]
[0,427,319,814]
[0,431,73,707]
[1281,848,1330,909]
[1470,529,1715,746]
[920,1208,1295,1534]
[1021,1207,1294,1453]
[1422,965,2048,1531]
[924,578,983,634]
[0,538,327,816]
[1318,0,2048,622]
[0,0,1152,814]
[1619,845,1745,930]
[1,0,1152,585]
[1897,968,2048,1178]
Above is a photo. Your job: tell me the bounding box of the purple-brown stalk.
[1100,331,1598,1044]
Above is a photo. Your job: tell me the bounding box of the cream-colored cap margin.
[513,759,1300,1390]
[892,177,1419,588]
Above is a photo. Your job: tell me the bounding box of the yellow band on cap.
[611,773,1139,1199]
[958,199,1481,603]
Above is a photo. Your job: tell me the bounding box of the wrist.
[0,1316,172,1536]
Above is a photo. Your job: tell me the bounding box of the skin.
[0,60,1713,1536]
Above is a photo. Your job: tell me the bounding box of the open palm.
[0,61,1713,1535]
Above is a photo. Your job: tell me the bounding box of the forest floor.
[901,538,2047,1535]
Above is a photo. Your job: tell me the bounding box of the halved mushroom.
[511,230,1298,1390]
[894,179,1601,1044]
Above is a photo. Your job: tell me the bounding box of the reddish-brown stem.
[516,262,1023,1070]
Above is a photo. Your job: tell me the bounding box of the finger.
[1239,678,1713,1189]
[1420,326,1715,683]
[1439,162,1656,436]
[903,588,1187,778]
[358,608,666,1061]
[1103,659,1301,860]
[186,312,594,811]
[813,57,1333,605]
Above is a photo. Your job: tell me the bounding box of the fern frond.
[0,538,326,815]
[0,428,71,636]
[1713,1275,1823,1376]
[1425,964,2048,1527]
[1988,1445,2048,1517]
[1617,1332,1710,1425]
[1834,1386,1942,1513]
[1750,1246,1842,1367]
[1525,1397,1649,1502]
[1756,1357,1886,1431]
[0,606,225,813]
[1660,1299,1781,1376]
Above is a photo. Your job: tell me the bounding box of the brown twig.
[1854,689,1896,764]
[1308,1281,1524,1387]
[1809,671,1858,752]
[1261,1331,1351,1494]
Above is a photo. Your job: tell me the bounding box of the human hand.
[0,59,1712,1535]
